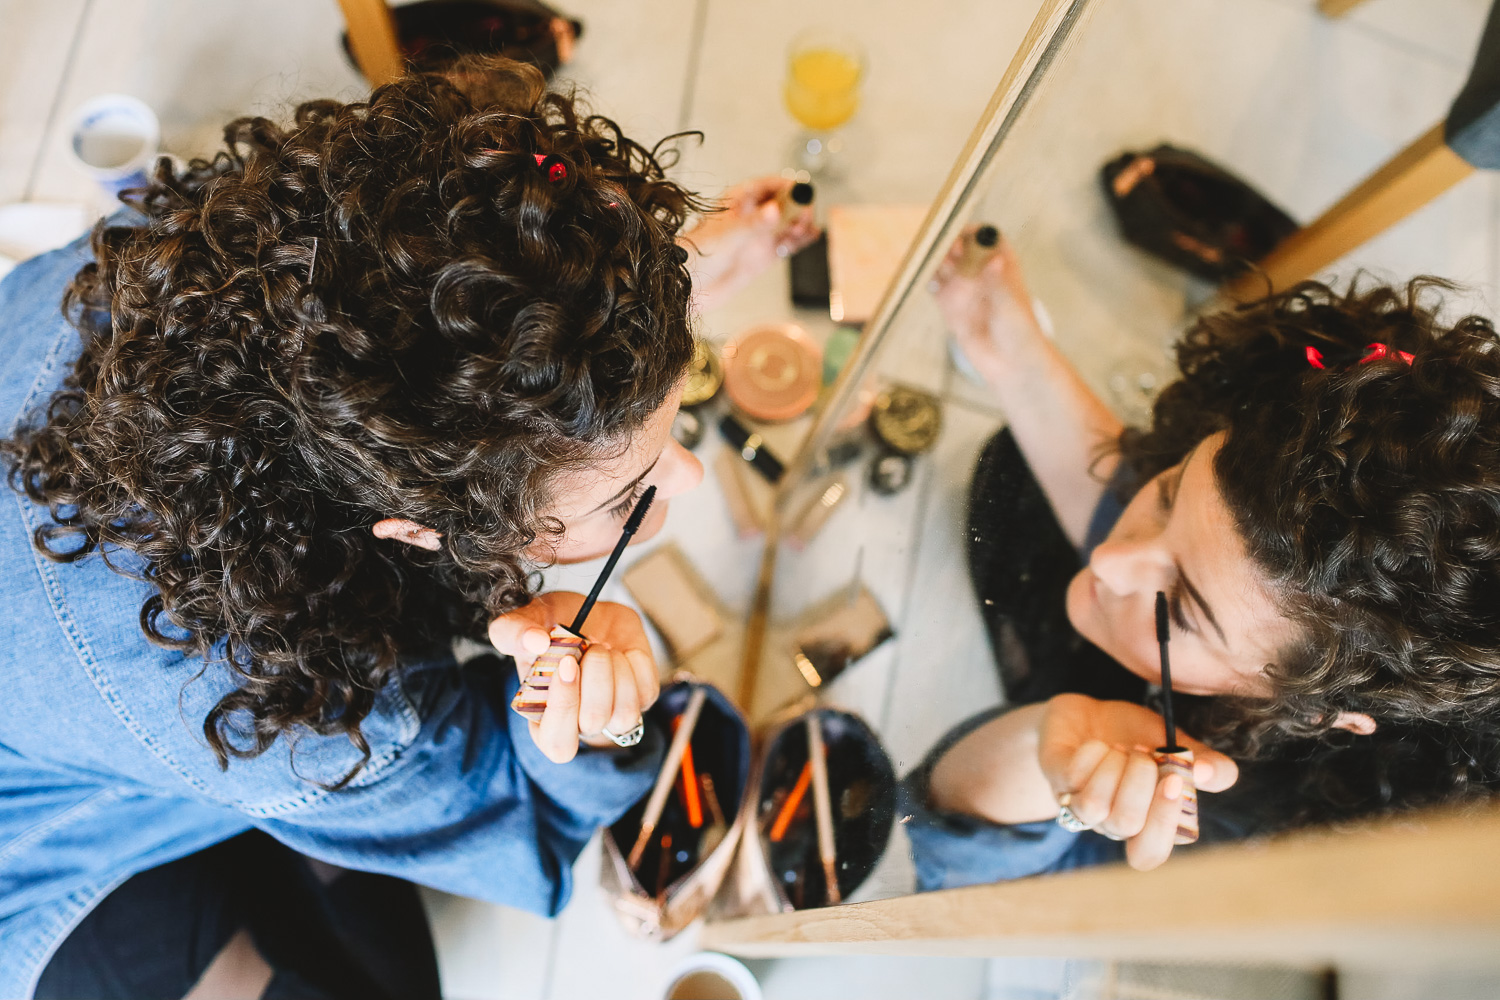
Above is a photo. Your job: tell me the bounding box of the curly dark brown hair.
[2,57,702,781]
[1121,278,1500,820]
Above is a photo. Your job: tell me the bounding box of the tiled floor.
[3,0,1497,997]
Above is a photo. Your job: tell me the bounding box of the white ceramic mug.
[67,94,160,197]
[662,952,762,1000]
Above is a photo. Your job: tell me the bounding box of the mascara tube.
[1151,747,1199,846]
[719,414,785,484]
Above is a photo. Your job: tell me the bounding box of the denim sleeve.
[897,706,1125,892]
[253,659,663,917]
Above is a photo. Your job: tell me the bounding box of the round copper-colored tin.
[722,324,822,423]
[870,384,943,455]
[682,339,724,408]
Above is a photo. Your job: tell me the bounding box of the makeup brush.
[628,685,708,870]
[1153,591,1199,845]
[806,714,842,905]
[510,486,657,721]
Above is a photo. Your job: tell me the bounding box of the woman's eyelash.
[1168,580,1193,634]
[610,480,646,519]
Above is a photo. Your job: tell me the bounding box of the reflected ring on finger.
[600,718,645,748]
[1055,792,1093,833]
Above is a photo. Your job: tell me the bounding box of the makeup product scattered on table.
[785,476,849,551]
[868,451,914,496]
[671,407,705,450]
[955,224,1000,277]
[826,203,928,324]
[682,339,724,409]
[870,384,943,456]
[792,583,893,688]
[511,486,657,722]
[1153,591,1199,845]
[776,181,816,229]
[722,324,822,423]
[714,448,771,538]
[621,544,724,662]
[719,413,786,484]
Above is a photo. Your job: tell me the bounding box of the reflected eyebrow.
[586,454,661,515]
[1178,565,1228,649]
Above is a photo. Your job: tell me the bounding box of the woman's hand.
[680,176,822,311]
[1038,694,1239,871]
[931,226,1046,387]
[487,592,661,763]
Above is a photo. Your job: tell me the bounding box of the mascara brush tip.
[1155,591,1170,645]
[623,484,657,535]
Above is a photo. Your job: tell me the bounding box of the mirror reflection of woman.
[906,229,1500,884]
[0,57,816,997]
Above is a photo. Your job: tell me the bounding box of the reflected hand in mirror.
[488,592,662,763]
[930,695,1237,871]
[681,176,822,311]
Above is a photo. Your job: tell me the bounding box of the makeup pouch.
[1100,144,1298,282]
[601,679,751,940]
[730,708,896,913]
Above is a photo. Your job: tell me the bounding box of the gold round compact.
[722,324,822,423]
[682,339,724,408]
[870,385,943,455]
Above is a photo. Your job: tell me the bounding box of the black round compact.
[868,451,914,496]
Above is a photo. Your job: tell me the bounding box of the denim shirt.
[0,230,664,997]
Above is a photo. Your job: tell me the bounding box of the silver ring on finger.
[1055,792,1093,833]
[600,718,645,748]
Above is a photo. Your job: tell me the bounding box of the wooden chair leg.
[337,0,405,87]
[1317,0,1374,17]
[1224,123,1474,300]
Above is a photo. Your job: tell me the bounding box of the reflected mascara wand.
[510,486,657,721]
[1153,591,1199,844]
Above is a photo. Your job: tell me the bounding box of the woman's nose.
[1088,535,1172,598]
[653,437,704,499]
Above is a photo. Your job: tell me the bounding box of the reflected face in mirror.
[529,382,704,564]
[1065,432,1295,697]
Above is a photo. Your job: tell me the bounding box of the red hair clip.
[1305,342,1413,370]
[533,152,566,183]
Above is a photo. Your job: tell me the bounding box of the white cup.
[67,94,160,197]
[662,952,763,1000]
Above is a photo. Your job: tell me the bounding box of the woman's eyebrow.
[1179,566,1228,649]
[587,454,661,514]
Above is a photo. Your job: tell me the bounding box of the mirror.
[624,0,1500,923]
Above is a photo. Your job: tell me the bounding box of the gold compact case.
[870,384,943,455]
[682,339,725,408]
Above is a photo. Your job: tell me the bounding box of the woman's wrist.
[927,703,1056,823]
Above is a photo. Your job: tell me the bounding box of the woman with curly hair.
[0,58,815,997]
[901,231,1500,888]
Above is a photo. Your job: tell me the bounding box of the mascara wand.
[1153,590,1198,844]
[1155,591,1179,752]
[572,485,657,633]
[510,486,657,722]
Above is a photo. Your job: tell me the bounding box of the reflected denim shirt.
[0,229,663,997]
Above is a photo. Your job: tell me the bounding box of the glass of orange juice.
[783,30,864,174]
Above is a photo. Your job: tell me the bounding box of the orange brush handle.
[672,717,705,829]
[769,761,812,843]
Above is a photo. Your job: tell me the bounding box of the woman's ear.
[372,518,443,552]
[1330,711,1377,736]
